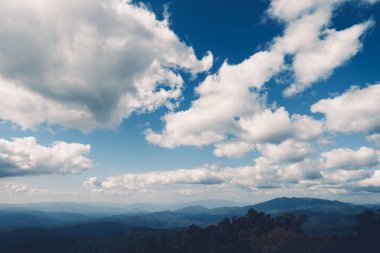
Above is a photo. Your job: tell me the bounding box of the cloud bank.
[85,146,380,194]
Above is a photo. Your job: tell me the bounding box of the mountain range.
[0,197,372,231]
[0,197,376,252]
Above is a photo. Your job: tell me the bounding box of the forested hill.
[2,208,380,253]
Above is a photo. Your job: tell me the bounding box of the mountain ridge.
[0,197,371,234]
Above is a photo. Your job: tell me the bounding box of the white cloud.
[148,97,323,157]
[358,170,380,187]
[146,0,370,154]
[312,84,380,134]
[146,51,283,148]
[83,176,102,188]
[270,0,372,96]
[257,139,315,163]
[0,0,212,131]
[84,157,324,194]
[324,169,370,184]
[84,146,380,195]
[0,137,92,177]
[284,21,372,96]
[238,107,293,143]
[291,114,324,140]
[213,142,254,158]
[0,77,95,130]
[84,165,229,192]
[3,182,28,193]
[367,133,380,147]
[321,147,380,170]
[268,0,342,22]
[271,3,334,53]
[281,159,322,182]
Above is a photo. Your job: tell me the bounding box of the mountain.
[0,197,370,235]
[0,203,150,215]
[0,199,242,215]
[171,197,366,216]
[181,199,244,208]
[362,203,380,209]
[249,197,366,235]
[251,197,365,214]
[90,197,367,235]
[0,197,376,252]
[1,204,379,253]
[176,205,211,214]
[0,220,131,251]
[0,210,95,232]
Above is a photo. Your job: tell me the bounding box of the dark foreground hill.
[248,197,366,235]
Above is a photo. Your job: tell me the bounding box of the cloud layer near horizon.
[84,146,380,194]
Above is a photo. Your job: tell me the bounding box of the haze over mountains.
[0,197,373,232]
[1,197,378,253]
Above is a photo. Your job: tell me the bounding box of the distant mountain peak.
[251,197,365,214]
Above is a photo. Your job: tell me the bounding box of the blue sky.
[0,0,380,204]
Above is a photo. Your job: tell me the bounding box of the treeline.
[6,209,380,253]
[122,209,380,253]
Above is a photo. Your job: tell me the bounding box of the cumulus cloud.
[85,144,380,195]
[84,165,228,192]
[281,159,322,182]
[84,157,324,193]
[324,169,370,184]
[0,0,212,131]
[269,0,372,96]
[284,21,372,96]
[146,51,283,148]
[359,170,380,187]
[321,147,380,170]
[314,147,380,192]
[0,137,92,177]
[238,108,293,143]
[291,114,324,140]
[367,133,380,147]
[148,100,323,158]
[213,142,254,158]
[257,139,315,163]
[146,0,369,155]
[268,0,342,22]
[312,84,380,134]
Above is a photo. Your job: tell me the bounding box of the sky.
[0,0,380,205]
